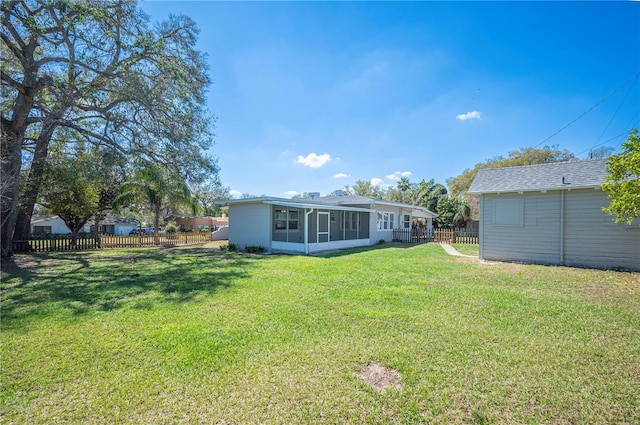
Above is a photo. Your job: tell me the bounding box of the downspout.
[560,190,565,265]
[305,208,314,255]
[478,196,483,260]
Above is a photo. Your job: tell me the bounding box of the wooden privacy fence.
[12,232,213,253]
[392,228,479,244]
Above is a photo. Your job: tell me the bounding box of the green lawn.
[2,243,639,424]
[451,243,479,257]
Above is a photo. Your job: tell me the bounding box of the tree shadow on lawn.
[1,247,263,325]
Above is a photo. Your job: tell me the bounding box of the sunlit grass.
[451,243,479,256]
[1,243,639,424]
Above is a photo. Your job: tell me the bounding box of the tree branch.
[0,70,26,94]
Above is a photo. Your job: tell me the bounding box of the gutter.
[560,190,565,265]
[304,208,314,255]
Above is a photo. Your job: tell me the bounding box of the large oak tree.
[1,0,217,256]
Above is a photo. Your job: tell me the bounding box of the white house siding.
[479,193,562,265]
[228,203,272,249]
[31,217,91,234]
[373,206,401,243]
[100,224,136,235]
[479,190,640,271]
[563,189,639,271]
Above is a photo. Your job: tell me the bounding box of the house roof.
[31,215,63,224]
[31,215,138,225]
[217,195,438,217]
[467,158,608,194]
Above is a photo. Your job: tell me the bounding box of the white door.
[317,211,330,249]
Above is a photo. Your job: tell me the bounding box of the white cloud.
[229,190,242,198]
[456,110,482,121]
[284,190,298,198]
[370,177,385,188]
[296,152,332,168]
[386,171,412,181]
[333,172,350,179]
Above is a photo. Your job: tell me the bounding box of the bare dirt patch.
[358,360,402,391]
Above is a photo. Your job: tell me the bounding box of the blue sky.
[139,1,640,199]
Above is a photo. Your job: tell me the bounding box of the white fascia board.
[214,197,274,206]
[469,184,603,195]
[371,200,437,217]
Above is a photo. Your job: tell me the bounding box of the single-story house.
[216,194,437,254]
[31,214,138,235]
[93,214,139,235]
[468,158,639,271]
[31,216,90,235]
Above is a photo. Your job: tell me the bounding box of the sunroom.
[266,201,371,254]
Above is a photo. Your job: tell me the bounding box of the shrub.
[164,223,178,233]
[220,243,236,251]
[378,239,386,245]
[245,245,265,253]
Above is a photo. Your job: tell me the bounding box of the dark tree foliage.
[1,0,217,256]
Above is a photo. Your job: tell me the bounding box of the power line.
[594,82,634,145]
[532,72,640,149]
[577,118,640,157]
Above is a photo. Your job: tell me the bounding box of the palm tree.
[119,163,193,243]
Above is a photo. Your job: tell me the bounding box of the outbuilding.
[468,158,639,271]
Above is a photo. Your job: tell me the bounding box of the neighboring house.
[217,195,437,254]
[93,214,139,235]
[174,215,229,231]
[30,214,138,236]
[468,158,639,271]
[31,216,91,235]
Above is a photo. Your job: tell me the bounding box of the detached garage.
[468,158,639,271]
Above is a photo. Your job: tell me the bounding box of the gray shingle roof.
[220,195,437,216]
[467,158,608,194]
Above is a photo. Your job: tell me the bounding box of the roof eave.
[469,184,603,195]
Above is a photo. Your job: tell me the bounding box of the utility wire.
[594,82,634,144]
[575,113,640,157]
[532,72,640,149]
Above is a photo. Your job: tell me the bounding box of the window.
[274,209,287,230]
[340,211,358,230]
[403,214,411,229]
[33,226,52,234]
[493,198,524,227]
[376,211,395,230]
[288,211,299,230]
[273,207,303,243]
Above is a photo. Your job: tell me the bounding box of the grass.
[451,243,479,256]
[1,243,639,424]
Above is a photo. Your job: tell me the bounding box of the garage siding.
[563,190,639,270]
[480,193,562,265]
[480,190,639,271]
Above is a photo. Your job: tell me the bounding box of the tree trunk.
[70,228,79,250]
[0,42,42,257]
[154,199,161,245]
[1,129,24,257]
[13,121,57,244]
[93,214,105,248]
